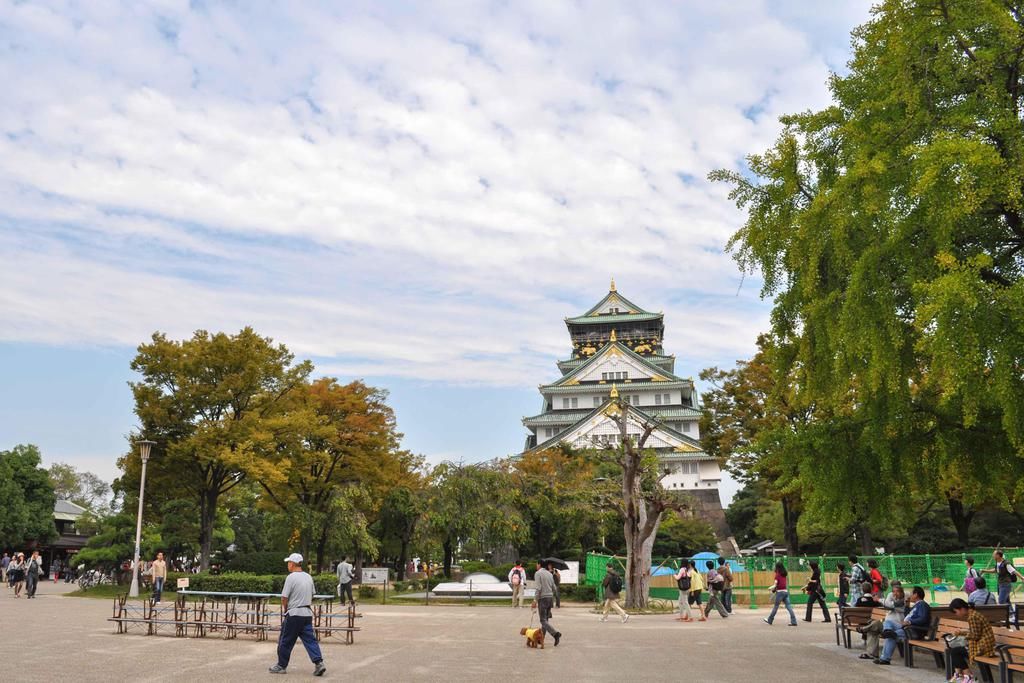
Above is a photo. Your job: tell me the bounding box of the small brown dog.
[521,626,545,649]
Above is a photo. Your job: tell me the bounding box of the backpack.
[852,564,866,584]
[879,572,890,592]
[608,573,623,594]
[510,570,522,586]
[963,568,978,593]
[677,572,692,592]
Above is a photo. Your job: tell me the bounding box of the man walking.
[600,563,629,623]
[26,550,43,599]
[717,557,734,614]
[531,561,562,646]
[336,556,354,606]
[508,560,526,608]
[983,550,1018,605]
[269,553,326,676]
[151,551,167,603]
[703,560,729,619]
[1,553,8,586]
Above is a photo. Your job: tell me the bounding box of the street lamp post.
[128,440,156,599]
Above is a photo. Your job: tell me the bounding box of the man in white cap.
[269,553,326,676]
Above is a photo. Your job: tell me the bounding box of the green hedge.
[226,552,291,575]
[162,572,337,596]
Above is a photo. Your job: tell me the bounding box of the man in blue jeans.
[876,586,931,665]
[270,553,326,676]
[983,550,1018,606]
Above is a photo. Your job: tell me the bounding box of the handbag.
[945,635,967,649]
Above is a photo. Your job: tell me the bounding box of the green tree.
[252,378,415,571]
[378,482,428,580]
[0,444,58,547]
[711,0,1024,545]
[510,446,600,558]
[426,461,525,577]
[48,462,112,514]
[700,336,809,553]
[125,327,312,569]
[724,482,763,548]
[652,512,717,558]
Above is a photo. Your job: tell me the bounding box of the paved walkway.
[1,581,954,681]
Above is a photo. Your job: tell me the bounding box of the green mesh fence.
[585,548,1024,607]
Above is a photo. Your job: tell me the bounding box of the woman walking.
[687,560,707,622]
[674,560,693,622]
[9,553,26,598]
[763,562,798,626]
[151,551,167,604]
[803,561,831,623]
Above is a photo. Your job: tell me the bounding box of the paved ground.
[2,581,956,682]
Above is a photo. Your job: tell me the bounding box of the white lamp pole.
[128,440,156,598]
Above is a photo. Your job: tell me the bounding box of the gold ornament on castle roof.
[610,277,616,292]
[610,329,617,342]
[609,384,619,398]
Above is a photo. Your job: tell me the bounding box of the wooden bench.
[906,608,1013,676]
[973,628,1024,683]
[837,606,895,651]
[1000,643,1024,683]
[907,616,962,674]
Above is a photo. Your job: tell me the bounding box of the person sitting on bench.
[876,586,931,666]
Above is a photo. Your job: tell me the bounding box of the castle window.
[682,422,691,432]
[562,398,569,409]
[655,394,662,405]
[571,397,578,408]
[593,396,601,407]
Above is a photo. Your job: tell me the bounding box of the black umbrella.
[539,557,570,571]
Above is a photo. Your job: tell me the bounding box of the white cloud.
[0,1,870,384]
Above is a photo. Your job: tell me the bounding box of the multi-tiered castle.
[522,281,731,545]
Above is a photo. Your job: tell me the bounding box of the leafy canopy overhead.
[712,0,1024,522]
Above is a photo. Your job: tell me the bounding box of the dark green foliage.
[0,444,58,547]
[226,552,291,575]
[559,584,598,602]
[172,572,338,595]
[358,585,378,599]
[725,483,762,547]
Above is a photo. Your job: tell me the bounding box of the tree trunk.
[858,524,873,556]
[947,496,974,549]
[781,496,800,555]
[198,487,219,571]
[443,538,454,577]
[618,407,663,609]
[315,527,329,574]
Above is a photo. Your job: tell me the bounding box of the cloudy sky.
[0,1,873,502]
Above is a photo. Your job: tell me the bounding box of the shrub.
[457,561,493,576]
[561,584,597,602]
[358,585,378,599]
[226,552,290,575]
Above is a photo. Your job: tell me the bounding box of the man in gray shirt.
[269,553,326,676]
[336,556,354,605]
[531,561,562,646]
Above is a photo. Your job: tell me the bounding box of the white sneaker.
[622,614,630,623]
[600,616,607,622]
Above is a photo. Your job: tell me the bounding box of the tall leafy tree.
[125,327,312,569]
[252,378,415,571]
[426,461,525,577]
[0,444,58,548]
[48,462,112,514]
[510,446,599,558]
[711,0,1024,543]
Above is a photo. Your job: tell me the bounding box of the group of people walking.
[672,557,732,622]
[1,551,45,598]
